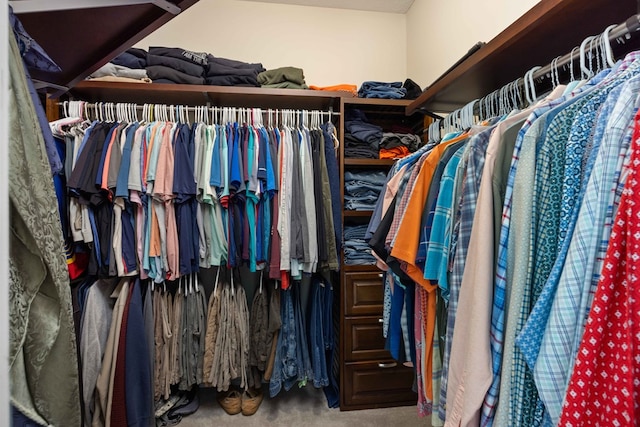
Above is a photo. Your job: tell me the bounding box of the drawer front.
[344,271,384,316]
[344,361,417,408]
[344,317,389,362]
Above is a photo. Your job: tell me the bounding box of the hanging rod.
[529,13,640,83]
[10,0,181,15]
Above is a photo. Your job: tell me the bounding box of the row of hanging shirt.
[53,103,342,286]
[365,35,640,427]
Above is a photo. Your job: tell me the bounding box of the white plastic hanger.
[580,35,596,79]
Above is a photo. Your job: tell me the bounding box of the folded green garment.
[262,81,309,89]
[258,66,306,86]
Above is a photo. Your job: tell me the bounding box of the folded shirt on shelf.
[146,53,205,77]
[111,49,147,69]
[380,132,422,151]
[402,78,422,99]
[380,146,410,159]
[344,133,379,158]
[205,75,260,87]
[145,65,205,85]
[90,63,149,80]
[258,66,308,89]
[345,109,383,147]
[149,46,209,66]
[358,81,407,99]
[309,84,358,96]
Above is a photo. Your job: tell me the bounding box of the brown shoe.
[241,388,264,416]
[217,389,242,415]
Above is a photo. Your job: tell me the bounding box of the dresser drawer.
[344,271,384,316]
[343,361,417,408]
[344,316,389,361]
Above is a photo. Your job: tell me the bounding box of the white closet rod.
[530,13,640,83]
[10,0,181,15]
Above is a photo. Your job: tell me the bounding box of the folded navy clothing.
[126,47,147,59]
[149,46,209,66]
[344,147,378,159]
[205,75,260,87]
[403,78,422,100]
[206,63,261,78]
[146,53,205,77]
[206,55,264,75]
[358,81,407,99]
[344,110,383,147]
[146,65,205,85]
[112,51,146,69]
[153,78,178,84]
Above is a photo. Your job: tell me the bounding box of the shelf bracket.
[10,0,181,15]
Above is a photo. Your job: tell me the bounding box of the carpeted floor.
[179,386,428,426]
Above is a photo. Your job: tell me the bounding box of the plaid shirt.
[482,70,613,426]
[438,127,494,421]
[532,70,640,424]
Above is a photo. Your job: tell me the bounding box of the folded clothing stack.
[344,109,383,158]
[357,78,422,99]
[145,47,208,85]
[344,170,386,211]
[343,225,377,265]
[358,81,406,99]
[89,62,151,84]
[206,55,265,87]
[379,132,422,159]
[258,66,308,89]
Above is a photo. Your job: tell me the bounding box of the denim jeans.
[344,170,387,186]
[269,287,297,397]
[309,277,329,388]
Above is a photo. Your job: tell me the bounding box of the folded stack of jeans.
[205,55,265,87]
[344,225,377,265]
[344,170,386,211]
[358,81,407,99]
[258,66,308,89]
[145,47,208,84]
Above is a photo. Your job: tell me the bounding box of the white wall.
[136,0,407,88]
[406,0,540,90]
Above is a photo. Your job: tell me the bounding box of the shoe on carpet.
[217,389,242,415]
[241,388,264,416]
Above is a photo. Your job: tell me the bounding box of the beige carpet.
[179,386,429,426]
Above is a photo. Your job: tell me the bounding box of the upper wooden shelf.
[407,0,640,114]
[70,81,354,110]
[16,0,199,94]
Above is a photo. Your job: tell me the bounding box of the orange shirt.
[390,135,466,291]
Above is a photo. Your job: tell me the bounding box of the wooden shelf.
[344,158,396,167]
[16,0,199,94]
[70,81,353,109]
[344,210,374,217]
[407,0,640,113]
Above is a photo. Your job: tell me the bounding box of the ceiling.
[235,0,416,14]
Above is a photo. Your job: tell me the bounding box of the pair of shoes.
[217,389,242,415]
[241,388,264,416]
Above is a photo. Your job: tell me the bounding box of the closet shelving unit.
[407,0,640,114]
[14,0,199,94]
[338,97,424,411]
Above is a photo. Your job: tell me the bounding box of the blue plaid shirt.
[531,67,640,424]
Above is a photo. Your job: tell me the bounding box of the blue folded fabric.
[358,81,407,99]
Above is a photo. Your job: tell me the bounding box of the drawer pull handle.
[378,318,384,323]
[378,273,383,278]
[378,362,397,369]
